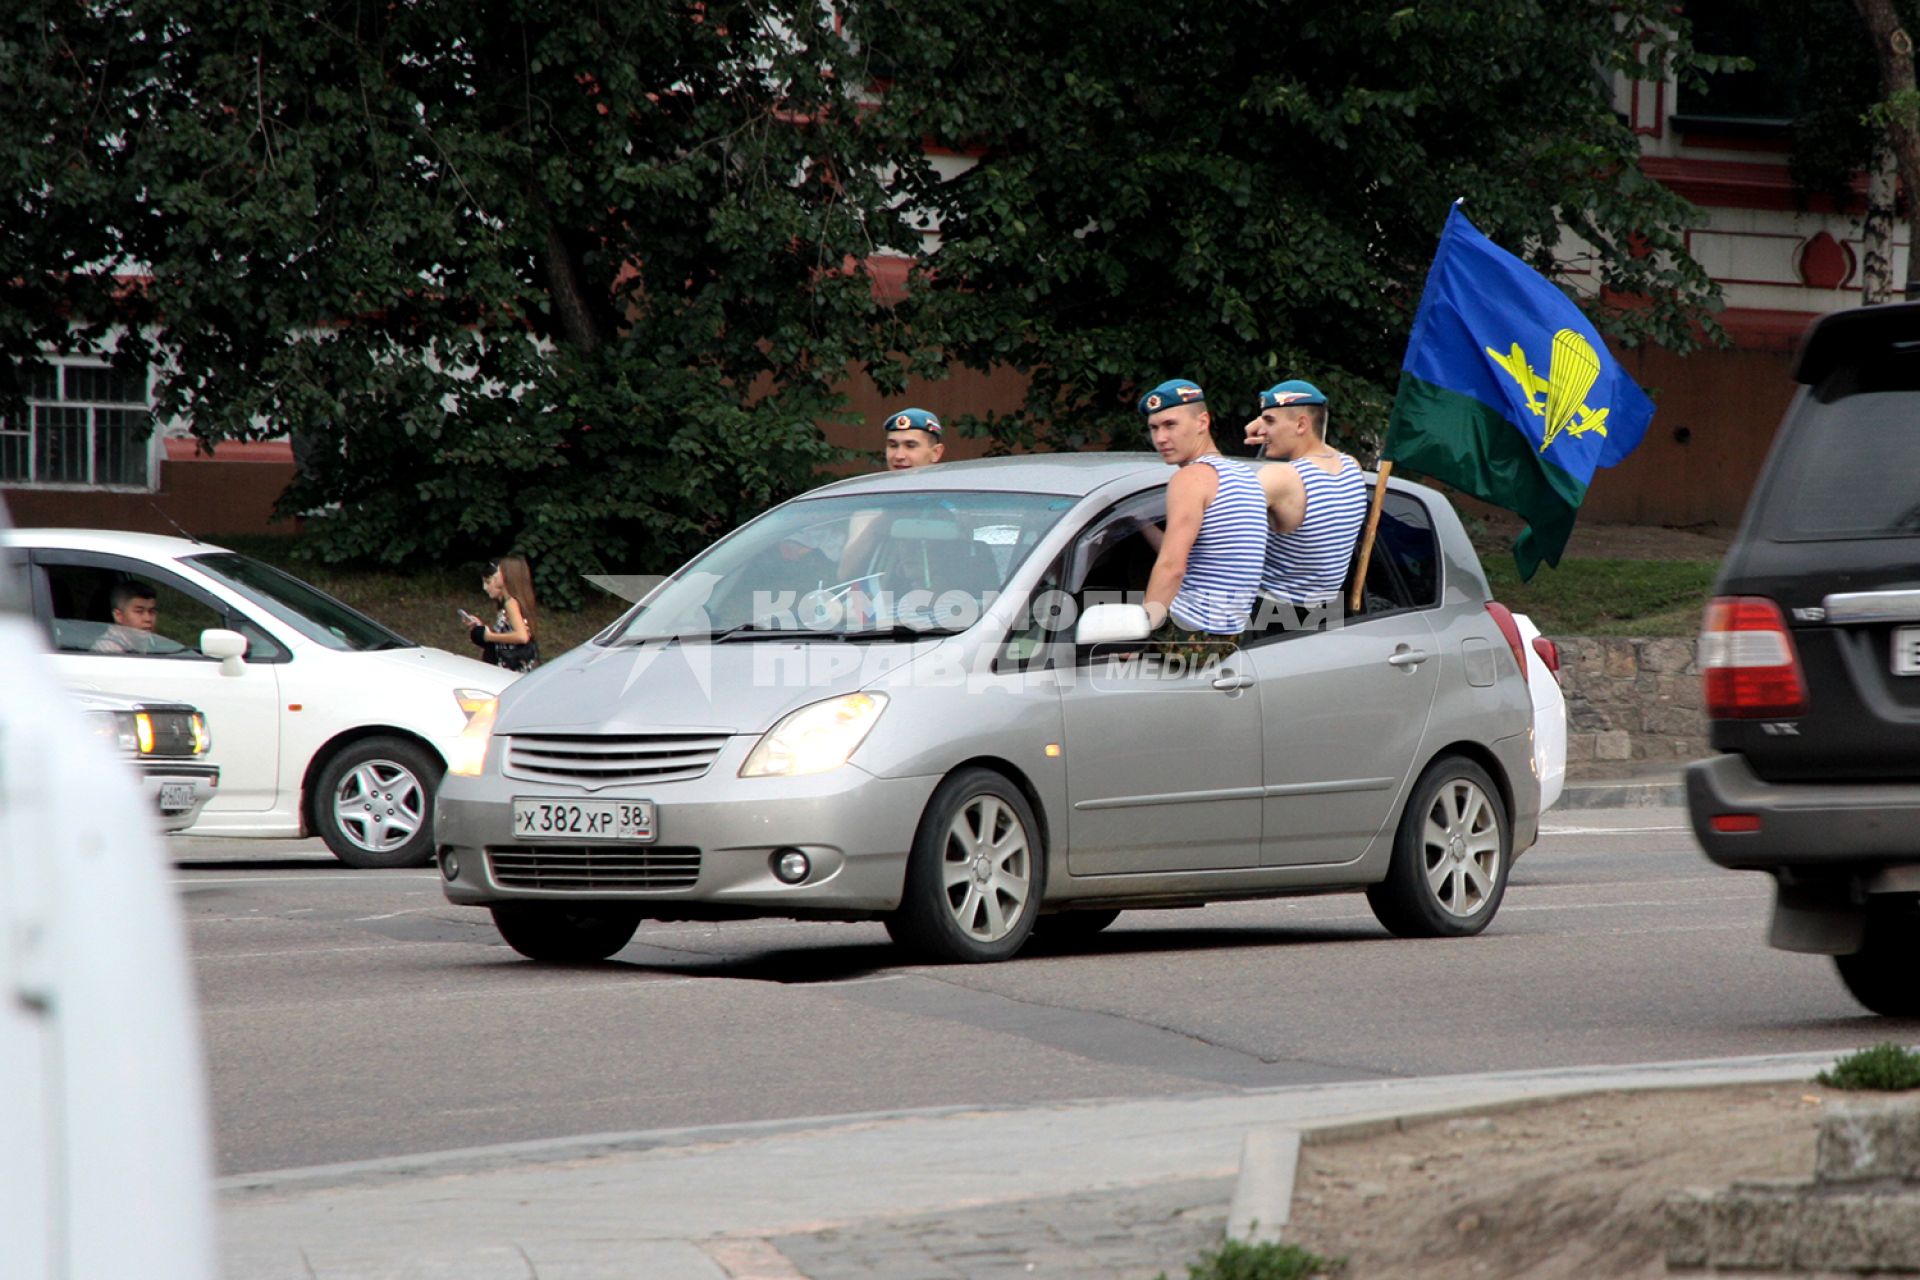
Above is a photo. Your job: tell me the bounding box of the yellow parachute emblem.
[1485,329,1611,453]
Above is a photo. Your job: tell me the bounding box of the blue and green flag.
[1382,207,1654,579]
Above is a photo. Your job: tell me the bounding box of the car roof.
[805,453,1177,499]
[3,528,233,560]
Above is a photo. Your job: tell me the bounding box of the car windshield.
[605,489,1077,644]
[185,552,412,652]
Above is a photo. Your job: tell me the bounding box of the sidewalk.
[220,1050,1838,1280]
[1558,764,1685,810]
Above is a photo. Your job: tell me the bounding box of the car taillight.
[1700,596,1807,719]
[1484,602,1527,676]
[1531,636,1561,682]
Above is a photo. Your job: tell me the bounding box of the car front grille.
[502,733,730,788]
[142,708,203,758]
[485,845,702,892]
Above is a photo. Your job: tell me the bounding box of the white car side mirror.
[200,628,248,677]
[1075,603,1152,646]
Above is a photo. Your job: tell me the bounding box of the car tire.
[1834,900,1920,1016]
[311,736,443,869]
[491,904,642,963]
[886,767,1044,963]
[1367,755,1510,938]
[1034,909,1121,940]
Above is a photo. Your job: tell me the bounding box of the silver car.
[436,455,1541,963]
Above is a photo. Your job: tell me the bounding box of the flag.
[1382,206,1655,579]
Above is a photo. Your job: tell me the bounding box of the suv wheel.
[1367,756,1510,938]
[1834,899,1920,1016]
[311,736,441,868]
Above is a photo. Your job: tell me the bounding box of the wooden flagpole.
[1348,460,1393,615]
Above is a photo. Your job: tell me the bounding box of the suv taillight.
[1700,596,1808,719]
[1484,601,1527,676]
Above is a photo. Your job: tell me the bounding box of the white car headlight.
[87,710,140,753]
[447,696,498,777]
[740,693,888,779]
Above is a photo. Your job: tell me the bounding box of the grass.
[1158,1239,1344,1280]
[1817,1043,1920,1091]
[216,536,633,659]
[1481,557,1717,637]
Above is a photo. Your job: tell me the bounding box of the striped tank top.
[1262,454,1368,605]
[1170,453,1267,634]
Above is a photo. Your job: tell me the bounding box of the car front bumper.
[1687,752,1920,871]
[138,760,220,834]
[435,746,940,916]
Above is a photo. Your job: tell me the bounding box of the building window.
[1675,0,1805,130]
[1,360,156,489]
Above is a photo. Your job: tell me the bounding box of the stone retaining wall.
[1556,636,1705,778]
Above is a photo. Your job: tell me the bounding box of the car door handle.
[1387,648,1431,668]
[1211,674,1256,691]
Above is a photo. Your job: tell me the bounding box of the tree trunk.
[1863,142,1897,304]
[1854,0,1920,299]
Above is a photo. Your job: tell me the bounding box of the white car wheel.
[312,736,442,868]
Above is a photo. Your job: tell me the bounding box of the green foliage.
[866,0,1725,457]
[1,1,941,605]
[2,2,1727,595]
[1158,1238,1344,1280]
[1818,1042,1920,1091]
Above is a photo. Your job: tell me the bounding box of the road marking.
[1541,824,1691,835]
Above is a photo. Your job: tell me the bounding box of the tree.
[3,2,1730,593]
[863,0,1725,454]
[1,2,938,601]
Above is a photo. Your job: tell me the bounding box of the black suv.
[1688,303,1920,1016]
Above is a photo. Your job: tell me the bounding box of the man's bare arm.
[1144,466,1214,626]
[1260,463,1308,535]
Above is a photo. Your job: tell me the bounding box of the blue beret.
[1259,379,1327,409]
[1137,379,1206,416]
[884,407,941,436]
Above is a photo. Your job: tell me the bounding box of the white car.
[0,529,516,867]
[1514,612,1566,813]
[1,510,218,1279]
[68,689,219,833]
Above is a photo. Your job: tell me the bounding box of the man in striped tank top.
[1136,378,1268,644]
[1242,380,1367,610]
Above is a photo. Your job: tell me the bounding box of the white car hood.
[360,644,517,692]
[495,638,931,736]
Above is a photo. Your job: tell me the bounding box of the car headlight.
[447,696,498,777]
[191,712,211,755]
[134,711,156,755]
[740,693,888,779]
[453,688,495,721]
[87,710,141,753]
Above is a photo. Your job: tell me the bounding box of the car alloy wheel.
[312,735,443,868]
[1367,755,1510,939]
[939,793,1034,944]
[887,767,1046,963]
[332,759,426,855]
[1419,778,1503,918]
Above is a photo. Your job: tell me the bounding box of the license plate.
[158,781,197,813]
[511,798,655,842]
[1896,626,1920,676]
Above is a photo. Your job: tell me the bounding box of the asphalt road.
[176,808,1907,1177]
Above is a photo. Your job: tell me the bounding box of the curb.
[1223,1075,1820,1248]
[1557,779,1685,810]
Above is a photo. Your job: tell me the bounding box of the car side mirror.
[1075,603,1151,646]
[200,628,248,677]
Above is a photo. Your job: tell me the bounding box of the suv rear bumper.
[1687,753,1920,870]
